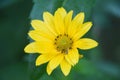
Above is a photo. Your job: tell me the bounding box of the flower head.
[24,7,98,76]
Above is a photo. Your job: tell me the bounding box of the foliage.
[0,0,120,80]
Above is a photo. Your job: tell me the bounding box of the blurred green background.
[0,0,120,80]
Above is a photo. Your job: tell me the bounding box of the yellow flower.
[24,7,98,76]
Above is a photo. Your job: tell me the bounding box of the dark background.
[0,0,33,80]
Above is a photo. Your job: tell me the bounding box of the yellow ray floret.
[24,7,98,76]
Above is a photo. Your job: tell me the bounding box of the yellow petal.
[66,49,79,65]
[68,12,85,37]
[43,12,57,36]
[60,59,71,76]
[65,55,74,66]
[28,30,55,41]
[31,20,46,30]
[24,42,38,53]
[24,41,55,54]
[47,63,52,75]
[74,38,98,50]
[57,7,67,19]
[31,20,54,36]
[36,54,55,66]
[64,10,73,33]
[73,22,92,41]
[48,54,64,71]
[73,12,84,24]
[54,7,66,34]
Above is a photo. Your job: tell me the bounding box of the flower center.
[54,34,73,54]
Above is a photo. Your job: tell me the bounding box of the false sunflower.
[24,7,98,76]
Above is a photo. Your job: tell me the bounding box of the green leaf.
[30,0,96,20]
[63,0,96,21]
[73,59,120,80]
[30,0,64,20]
[73,58,99,75]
